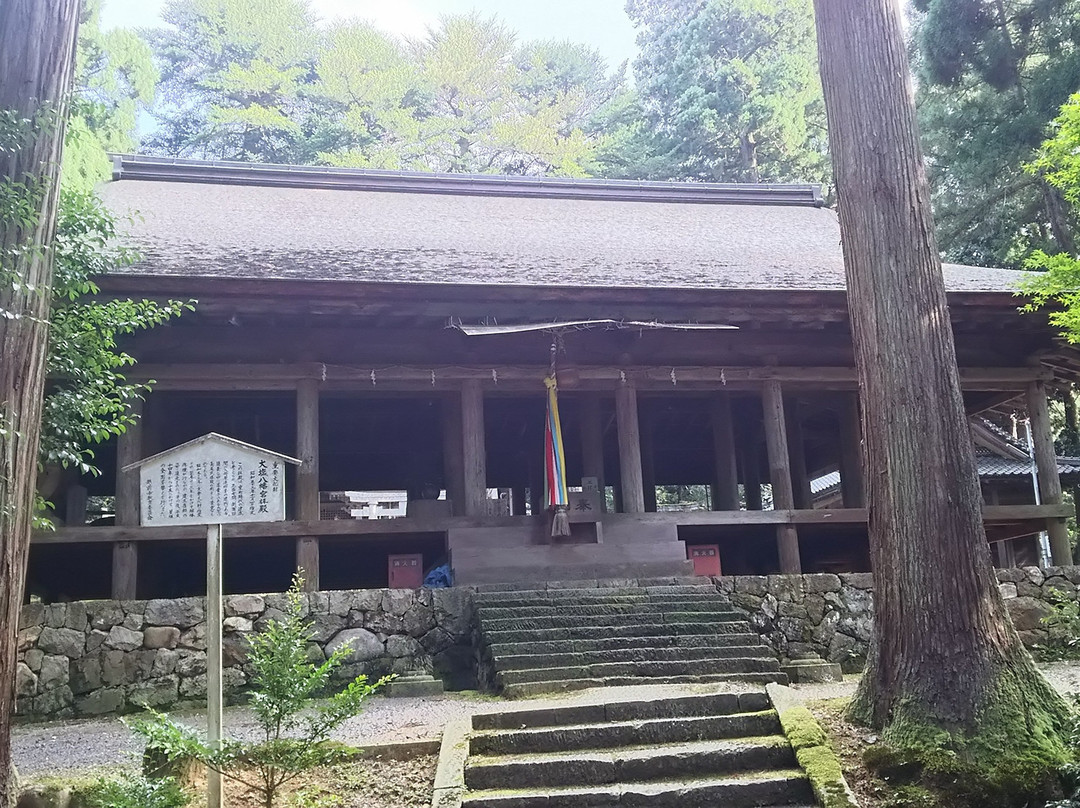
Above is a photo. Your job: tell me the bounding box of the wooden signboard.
[125,433,300,808]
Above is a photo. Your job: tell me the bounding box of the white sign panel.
[131,434,299,527]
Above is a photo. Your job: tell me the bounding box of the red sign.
[388,553,424,589]
[687,544,722,577]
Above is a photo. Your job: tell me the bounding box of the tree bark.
[812,0,1068,765]
[0,2,81,804]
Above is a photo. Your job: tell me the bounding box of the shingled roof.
[99,154,1025,293]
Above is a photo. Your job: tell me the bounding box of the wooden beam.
[838,392,866,507]
[111,541,137,599]
[580,394,606,510]
[615,383,646,513]
[296,536,320,591]
[33,502,1072,545]
[296,379,321,521]
[128,363,1053,392]
[461,380,488,517]
[762,381,802,573]
[1026,380,1071,564]
[115,396,144,526]
[710,394,739,511]
[786,397,812,510]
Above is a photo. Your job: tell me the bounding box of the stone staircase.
[461,690,815,807]
[475,579,788,698]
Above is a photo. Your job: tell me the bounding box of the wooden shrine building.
[27,155,1080,600]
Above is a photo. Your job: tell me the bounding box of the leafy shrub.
[86,772,189,808]
[1036,590,1080,662]
[130,574,391,808]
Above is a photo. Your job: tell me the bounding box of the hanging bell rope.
[545,338,571,537]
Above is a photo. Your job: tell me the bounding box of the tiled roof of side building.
[97,154,1026,293]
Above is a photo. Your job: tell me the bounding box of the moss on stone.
[776,705,828,750]
[796,745,857,808]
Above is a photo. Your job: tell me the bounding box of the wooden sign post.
[125,433,300,808]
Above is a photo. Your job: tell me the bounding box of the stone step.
[493,645,776,670]
[460,770,813,807]
[473,692,772,731]
[482,621,753,644]
[502,672,786,698]
[465,735,796,790]
[496,657,782,687]
[487,632,764,657]
[470,710,782,756]
[480,611,742,631]
[473,577,706,594]
[478,601,733,619]
[475,584,723,604]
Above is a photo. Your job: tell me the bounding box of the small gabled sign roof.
[122,432,301,472]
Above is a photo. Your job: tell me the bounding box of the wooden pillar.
[786,398,812,510]
[838,392,866,508]
[295,379,321,591]
[615,383,646,513]
[740,437,764,511]
[711,394,739,511]
[442,394,466,516]
[580,394,607,511]
[1027,380,1071,565]
[296,536,320,591]
[511,486,526,516]
[640,407,657,512]
[65,484,87,527]
[296,379,321,520]
[762,381,802,574]
[113,397,143,599]
[461,380,488,517]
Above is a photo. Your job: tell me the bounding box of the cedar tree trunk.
[0,2,81,804]
[811,0,1070,765]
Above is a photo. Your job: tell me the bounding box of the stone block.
[17,625,41,653]
[180,624,206,650]
[106,625,143,652]
[387,674,444,697]
[225,595,265,617]
[839,573,873,590]
[222,634,249,667]
[433,588,474,638]
[179,674,207,699]
[15,663,37,698]
[86,629,109,653]
[43,604,68,629]
[33,685,73,715]
[781,660,843,683]
[365,610,405,634]
[404,603,437,638]
[326,628,384,663]
[19,603,44,630]
[75,688,125,716]
[70,653,103,694]
[86,602,124,631]
[310,613,346,643]
[151,649,180,677]
[1022,566,1045,585]
[386,635,423,659]
[999,583,1018,600]
[129,675,179,709]
[122,613,145,631]
[144,626,181,650]
[64,602,88,632]
[732,575,769,596]
[328,591,352,617]
[176,650,207,678]
[146,598,204,628]
[222,616,253,633]
[23,649,43,672]
[37,627,85,659]
[804,574,842,594]
[1007,596,1052,632]
[101,649,136,686]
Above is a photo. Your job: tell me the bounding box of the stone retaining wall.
[15,588,475,722]
[717,566,1080,670]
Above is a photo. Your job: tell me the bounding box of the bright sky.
[99,0,641,70]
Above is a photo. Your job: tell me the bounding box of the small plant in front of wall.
[1036,589,1080,662]
[130,574,392,808]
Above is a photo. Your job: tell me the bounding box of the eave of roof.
[111,153,826,207]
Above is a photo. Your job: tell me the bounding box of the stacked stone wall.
[716,566,1080,670]
[15,588,475,722]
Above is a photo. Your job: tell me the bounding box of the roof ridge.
[109,154,825,208]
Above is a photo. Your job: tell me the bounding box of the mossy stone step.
[478,601,734,619]
[480,611,741,631]
[470,710,783,755]
[465,735,796,790]
[501,671,787,698]
[482,621,753,644]
[496,656,782,687]
[460,769,813,808]
[486,632,763,657]
[472,692,771,731]
[493,645,775,670]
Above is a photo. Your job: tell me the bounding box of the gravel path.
[13,680,761,777]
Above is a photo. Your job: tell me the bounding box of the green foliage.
[42,189,192,477]
[1035,589,1080,662]
[86,771,190,808]
[131,575,390,808]
[911,0,1080,266]
[623,0,828,184]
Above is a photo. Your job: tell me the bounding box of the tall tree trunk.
[0,3,81,805]
[812,0,1069,771]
